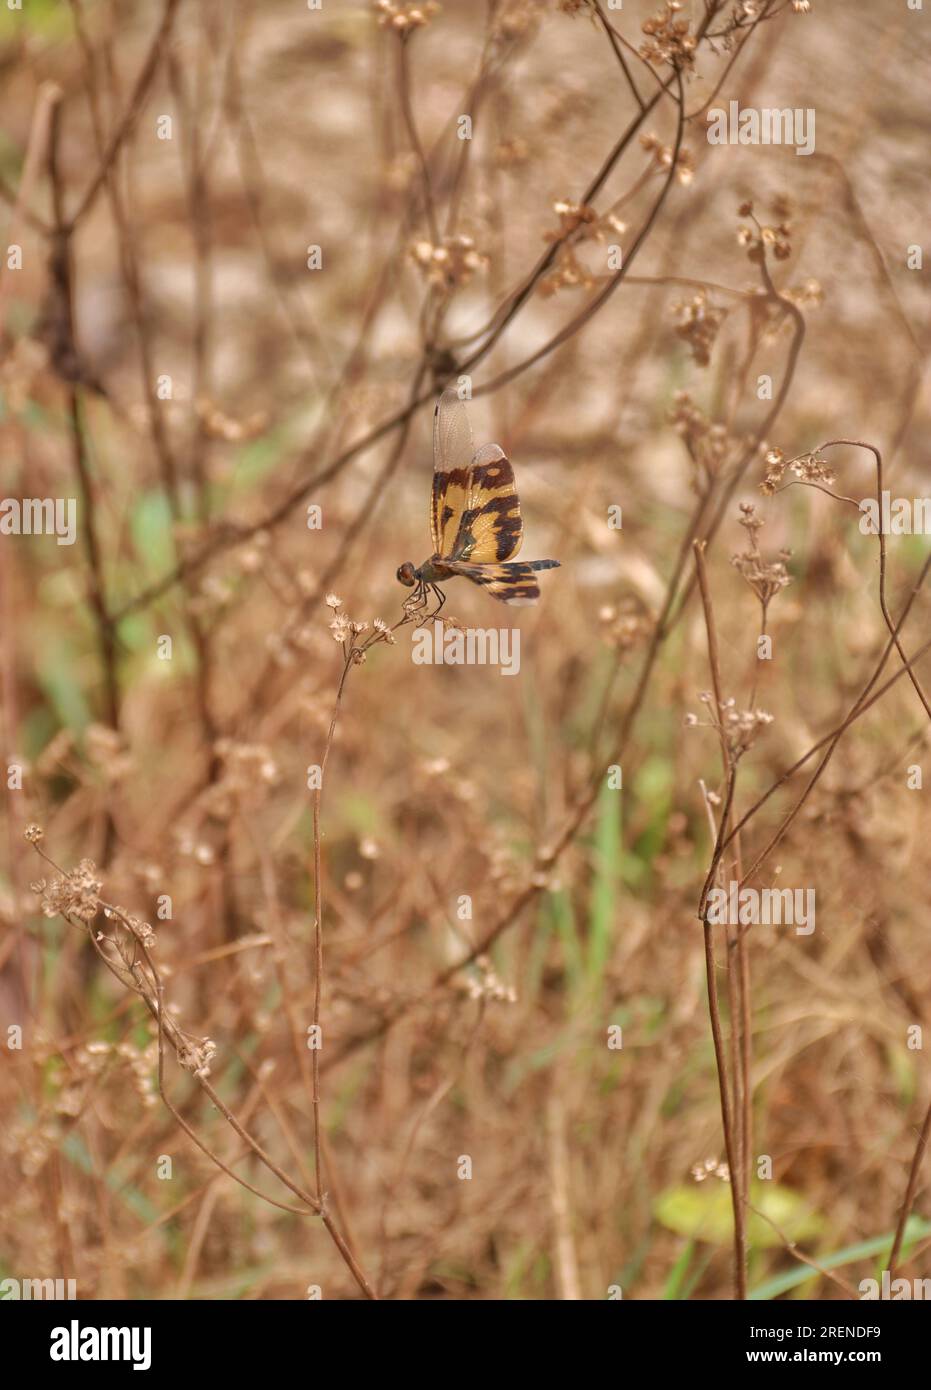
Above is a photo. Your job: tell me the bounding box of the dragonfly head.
[396,562,417,588]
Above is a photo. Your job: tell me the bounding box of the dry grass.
[1,0,930,1301]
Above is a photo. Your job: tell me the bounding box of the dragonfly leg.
[410,579,432,626]
[428,584,447,620]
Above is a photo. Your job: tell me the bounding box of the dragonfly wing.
[444,558,559,606]
[448,442,524,563]
[431,386,474,556]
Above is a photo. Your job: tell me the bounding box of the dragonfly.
[397,387,560,617]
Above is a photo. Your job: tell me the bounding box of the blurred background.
[1,0,930,1299]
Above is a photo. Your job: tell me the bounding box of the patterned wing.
[431,387,474,556]
[444,558,560,606]
[447,442,523,563]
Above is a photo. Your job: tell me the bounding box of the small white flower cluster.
[326,594,397,662]
[692,1156,730,1183]
[686,694,774,760]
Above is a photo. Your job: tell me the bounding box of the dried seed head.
[35,858,103,923]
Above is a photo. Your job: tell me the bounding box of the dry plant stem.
[592,0,647,111]
[748,1204,860,1300]
[668,295,806,630]
[896,1233,931,1271]
[0,172,50,234]
[685,0,774,120]
[735,859,751,1215]
[440,10,501,242]
[215,361,429,739]
[66,0,182,231]
[33,839,378,1298]
[174,1071,273,1296]
[693,543,747,1209]
[68,0,180,515]
[306,610,419,1273]
[703,911,744,1298]
[694,542,747,1301]
[69,0,184,513]
[709,439,931,1277]
[819,438,931,1271]
[251,838,318,1179]
[397,31,439,248]
[734,579,930,890]
[472,67,687,394]
[66,9,227,865]
[69,0,227,869]
[586,242,804,797]
[547,1085,583,1300]
[0,551,28,998]
[47,108,118,732]
[697,542,751,1210]
[889,1103,931,1277]
[1,80,62,998]
[301,367,429,617]
[706,534,931,898]
[170,31,213,517]
[100,933,314,1210]
[110,391,436,620]
[774,441,931,720]
[45,101,120,872]
[311,654,356,1205]
[0,81,60,332]
[226,48,332,384]
[451,34,689,356]
[835,440,931,720]
[733,626,931,904]
[137,928,377,1298]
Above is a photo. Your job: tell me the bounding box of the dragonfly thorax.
[415,556,455,584]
